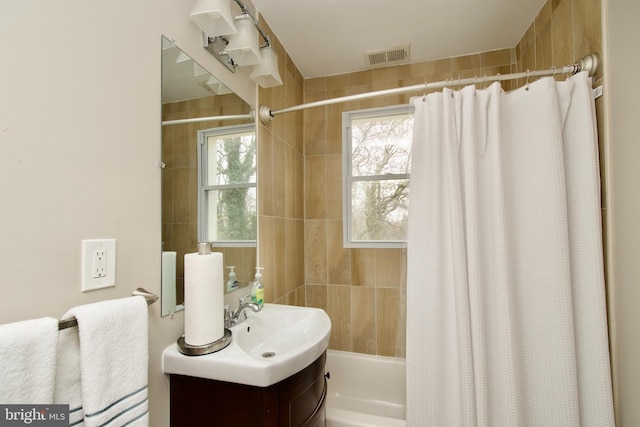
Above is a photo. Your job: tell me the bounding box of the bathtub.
[324,350,406,427]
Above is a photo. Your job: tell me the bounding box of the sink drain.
[262,352,276,358]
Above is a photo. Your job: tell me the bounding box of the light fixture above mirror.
[190,0,237,38]
[224,14,262,66]
[250,45,283,88]
[190,0,282,87]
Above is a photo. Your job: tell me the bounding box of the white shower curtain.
[406,72,614,426]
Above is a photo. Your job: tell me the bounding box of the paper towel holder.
[179,241,231,356]
[177,328,232,356]
[197,242,212,255]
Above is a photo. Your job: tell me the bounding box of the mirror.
[161,36,256,317]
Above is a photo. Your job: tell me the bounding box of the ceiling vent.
[364,45,410,68]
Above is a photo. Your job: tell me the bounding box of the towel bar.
[58,288,159,330]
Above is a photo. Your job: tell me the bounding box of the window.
[343,105,414,248]
[198,124,256,247]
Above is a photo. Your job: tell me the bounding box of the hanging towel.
[161,251,177,316]
[53,327,85,426]
[0,317,58,404]
[61,296,149,427]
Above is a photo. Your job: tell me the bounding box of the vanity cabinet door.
[299,377,327,427]
[170,374,278,426]
[169,352,326,427]
[278,353,327,426]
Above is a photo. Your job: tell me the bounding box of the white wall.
[603,0,640,425]
[0,1,256,425]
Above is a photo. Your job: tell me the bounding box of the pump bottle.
[252,267,265,308]
[225,266,238,292]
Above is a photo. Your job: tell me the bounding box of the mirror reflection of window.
[198,124,257,246]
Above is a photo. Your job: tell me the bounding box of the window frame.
[197,123,257,248]
[342,104,414,249]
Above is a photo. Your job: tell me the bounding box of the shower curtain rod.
[162,113,254,127]
[257,52,600,125]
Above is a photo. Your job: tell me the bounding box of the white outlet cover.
[81,239,116,292]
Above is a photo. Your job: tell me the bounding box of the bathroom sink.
[162,304,331,387]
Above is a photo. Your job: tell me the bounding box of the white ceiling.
[251,0,547,79]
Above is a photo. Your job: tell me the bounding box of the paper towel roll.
[184,251,224,346]
[161,251,177,316]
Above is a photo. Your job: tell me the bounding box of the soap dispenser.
[252,267,264,308]
[226,266,238,292]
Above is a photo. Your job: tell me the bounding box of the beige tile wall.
[257,0,603,358]
[161,94,255,302]
[516,0,602,82]
[256,19,307,307]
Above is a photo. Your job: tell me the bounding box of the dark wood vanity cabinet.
[170,352,327,427]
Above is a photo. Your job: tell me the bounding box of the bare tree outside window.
[348,111,413,243]
[212,133,257,240]
[199,124,257,245]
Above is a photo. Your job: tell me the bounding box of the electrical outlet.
[82,239,116,292]
[92,249,107,278]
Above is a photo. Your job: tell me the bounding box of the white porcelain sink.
[162,304,331,387]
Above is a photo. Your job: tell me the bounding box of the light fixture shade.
[250,45,283,88]
[206,77,232,95]
[190,0,237,37]
[206,76,223,94]
[224,15,262,66]
[176,51,208,77]
[175,51,195,74]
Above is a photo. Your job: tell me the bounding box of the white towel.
[0,317,58,404]
[161,251,177,316]
[61,296,149,427]
[53,327,85,425]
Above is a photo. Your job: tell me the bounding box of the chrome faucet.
[224,294,262,328]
